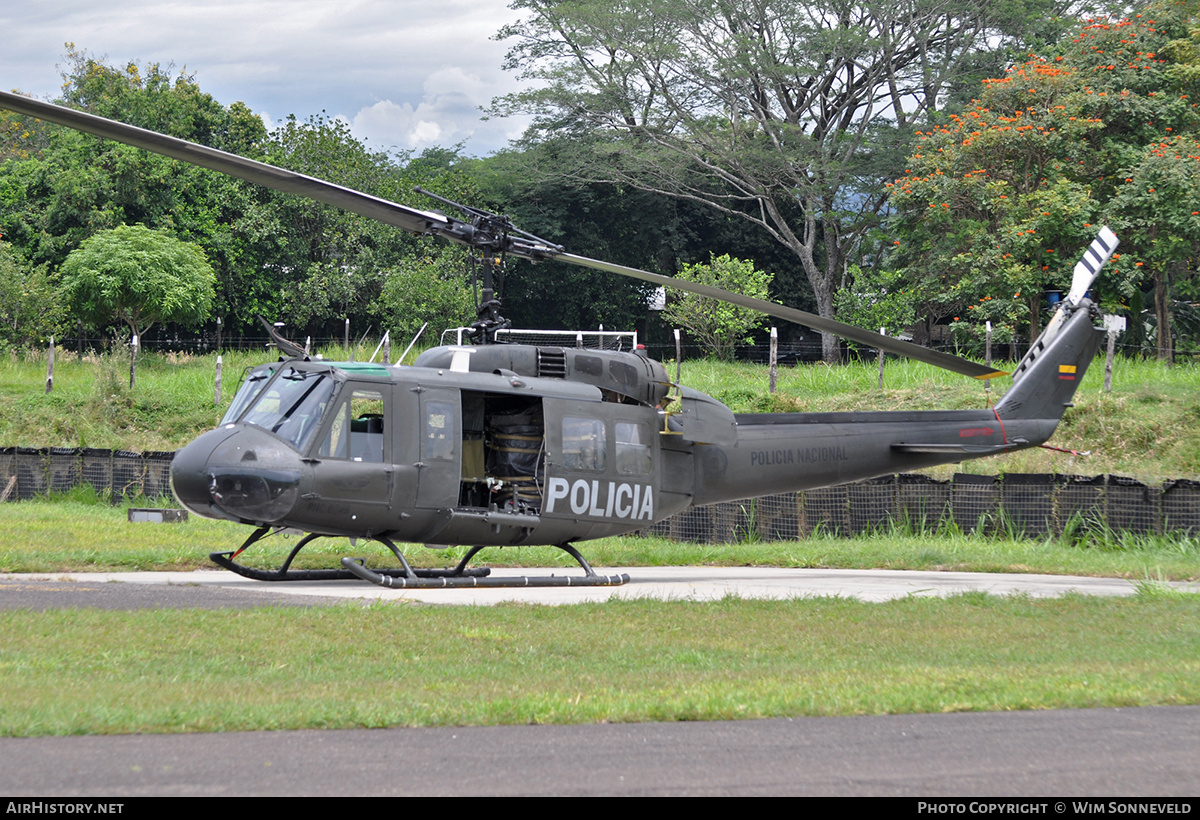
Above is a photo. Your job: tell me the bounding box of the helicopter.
[0,88,1119,589]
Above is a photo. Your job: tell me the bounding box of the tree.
[1,54,483,339]
[373,248,478,347]
[0,242,64,350]
[467,142,669,333]
[1110,133,1200,361]
[661,254,773,359]
[832,264,918,346]
[59,224,215,380]
[886,58,1105,350]
[0,49,267,336]
[494,0,1063,361]
[886,0,1200,358]
[255,120,483,338]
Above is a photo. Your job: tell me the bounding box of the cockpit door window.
[319,388,387,462]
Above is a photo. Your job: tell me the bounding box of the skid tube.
[341,541,631,589]
[210,527,490,582]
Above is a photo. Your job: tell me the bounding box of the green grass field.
[2,593,1197,735]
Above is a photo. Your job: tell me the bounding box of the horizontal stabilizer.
[891,442,1023,455]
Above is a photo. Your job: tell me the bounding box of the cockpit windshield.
[220,367,275,425]
[237,367,337,451]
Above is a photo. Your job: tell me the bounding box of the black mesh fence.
[896,473,951,531]
[0,449,175,502]
[80,448,113,495]
[112,451,147,501]
[14,447,48,500]
[2,449,1200,541]
[641,472,1200,543]
[1162,479,1200,535]
[1056,474,1106,532]
[1000,473,1056,537]
[950,473,1000,535]
[1106,475,1161,536]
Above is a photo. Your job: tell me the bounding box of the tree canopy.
[9,5,1200,361]
[886,0,1200,359]
[0,52,483,342]
[0,242,63,350]
[59,224,215,343]
[493,0,1067,360]
[662,254,774,360]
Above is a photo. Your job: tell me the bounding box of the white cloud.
[1,0,533,155]
[350,65,530,155]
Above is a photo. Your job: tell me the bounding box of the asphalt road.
[1,707,1197,796]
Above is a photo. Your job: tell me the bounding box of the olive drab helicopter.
[0,88,1119,589]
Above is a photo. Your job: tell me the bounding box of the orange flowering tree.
[887,0,1200,357]
[1110,133,1200,359]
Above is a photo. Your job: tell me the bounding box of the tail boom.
[691,303,1102,507]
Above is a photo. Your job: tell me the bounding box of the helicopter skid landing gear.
[340,541,631,589]
[209,527,490,583]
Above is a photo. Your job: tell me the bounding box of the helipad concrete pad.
[6,567,1196,606]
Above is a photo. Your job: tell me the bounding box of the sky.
[1,0,535,158]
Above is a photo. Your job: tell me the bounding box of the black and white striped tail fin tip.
[1065,226,1119,305]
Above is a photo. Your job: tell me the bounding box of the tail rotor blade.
[1066,226,1119,304]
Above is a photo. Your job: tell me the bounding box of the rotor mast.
[416,186,552,344]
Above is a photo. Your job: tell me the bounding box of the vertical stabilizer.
[993,228,1117,421]
[1010,228,1118,384]
[993,303,1103,421]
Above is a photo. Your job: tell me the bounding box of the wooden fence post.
[45,337,54,394]
[129,335,139,390]
[768,327,777,394]
[877,328,885,389]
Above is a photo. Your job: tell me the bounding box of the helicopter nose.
[171,426,305,525]
[171,427,240,521]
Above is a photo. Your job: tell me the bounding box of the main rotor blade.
[0,88,1003,379]
[0,89,453,238]
[560,253,1008,380]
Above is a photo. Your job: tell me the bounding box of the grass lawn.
[2,593,1198,735]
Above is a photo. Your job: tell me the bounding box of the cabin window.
[561,416,606,471]
[423,400,456,461]
[615,421,652,476]
[320,388,386,462]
